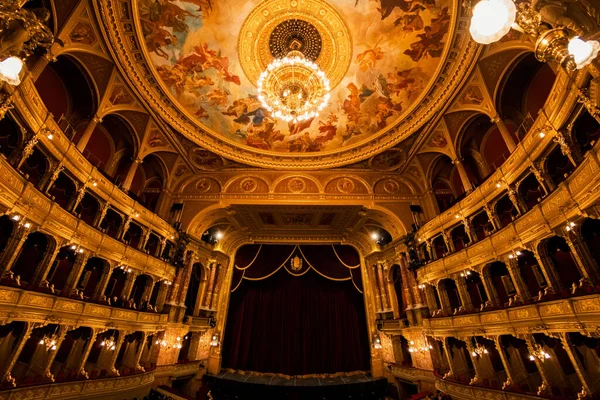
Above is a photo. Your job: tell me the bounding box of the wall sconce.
[210,333,220,347]
[372,334,382,349]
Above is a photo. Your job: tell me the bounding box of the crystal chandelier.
[257,50,330,123]
[101,337,116,351]
[38,335,58,351]
[529,343,551,362]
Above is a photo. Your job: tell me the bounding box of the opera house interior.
[0,0,599,399]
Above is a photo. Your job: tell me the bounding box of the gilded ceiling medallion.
[132,0,455,162]
[238,0,351,90]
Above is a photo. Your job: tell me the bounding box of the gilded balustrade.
[0,156,176,281]
[414,69,586,248]
[0,286,169,331]
[6,77,177,243]
[0,371,155,400]
[379,294,600,337]
[415,143,600,284]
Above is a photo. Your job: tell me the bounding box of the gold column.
[122,271,139,300]
[209,263,222,310]
[466,340,482,384]
[203,262,217,309]
[492,336,515,387]
[523,335,551,395]
[0,225,31,276]
[559,333,591,395]
[108,331,128,376]
[505,256,531,301]
[76,116,102,152]
[94,264,115,300]
[480,268,500,307]
[564,235,600,284]
[121,158,142,191]
[376,262,390,311]
[452,158,473,193]
[62,253,90,295]
[1,322,37,385]
[134,333,148,371]
[76,328,99,378]
[491,115,517,152]
[531,247,564,291]
[455,276,473,311]
[155,281,169,312]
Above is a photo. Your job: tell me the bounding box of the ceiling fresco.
[137,0,451,154]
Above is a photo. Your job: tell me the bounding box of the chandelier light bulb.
[0,57,24,86]
[568,37,600,70]
[469,0,516,44]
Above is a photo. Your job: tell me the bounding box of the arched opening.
[178,333,193,363]
[398,336,413,367]
[0,215,15,254]
[494,194,518,228]
[0,116,23,159]
[431,155,463,212]
[533,333,579,397]
[517,250,546,298]
[499,335,542,393]
[498,53,556,128]
[50,327,93,381]
[85,329,120,378]
[431,235,448,259]
[100,208,123,239]
[450,223,470,251]
[0,322,27,378]
[543,236,582,291]
[19,147,49,188]
[130,274,153,308]
[13,324,61,384]
[581,218,600,287]
[35,55,95,124]
[12,231,51,286]
[517,173,545,211]
[115,331,145,374]
[47,172,77,209]
[104,268,128,304]
[389,264,405,318]
[123,222,143,248]
[572,109,600,154]
[45,246,77,293]
[131,154,165,212]
[486,261,515,306]
[184,263,203,316]
[568,333,600,387]
[544,145,575,187]
[471,336,505,389]
[144,232,160,256]
[471,210,493,240]
[465,271,487,310]
[77,257,108,299]
[447,337,475,383]
[438,278,461,312]
[74,192,100,226]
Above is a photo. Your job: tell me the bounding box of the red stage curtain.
[222,265,370,376]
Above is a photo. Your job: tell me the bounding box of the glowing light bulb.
[568,37,600,69]
[469,0,516,44]
[0,57,24,86]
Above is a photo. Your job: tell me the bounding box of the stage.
[203,371,388,399]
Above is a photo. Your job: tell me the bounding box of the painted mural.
[138,0,451,153]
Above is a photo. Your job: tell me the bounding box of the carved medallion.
[287,177,307,193]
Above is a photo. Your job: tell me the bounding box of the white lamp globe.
[469,0,517,45]
[568,37,600,69]
[0,57,24,86]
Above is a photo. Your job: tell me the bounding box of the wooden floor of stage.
[203,371,388,399]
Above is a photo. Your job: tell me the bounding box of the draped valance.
[232,244,363,293]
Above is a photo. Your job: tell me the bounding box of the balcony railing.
[0,285,169,327]
[0,156,176,281]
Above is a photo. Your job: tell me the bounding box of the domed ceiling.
[100,0,474,168]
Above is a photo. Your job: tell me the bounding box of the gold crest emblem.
[290,255,303,271]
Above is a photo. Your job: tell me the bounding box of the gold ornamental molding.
[237,0,351,90]
[94,0,479,170]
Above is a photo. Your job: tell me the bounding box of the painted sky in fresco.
[138,0,450,153]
